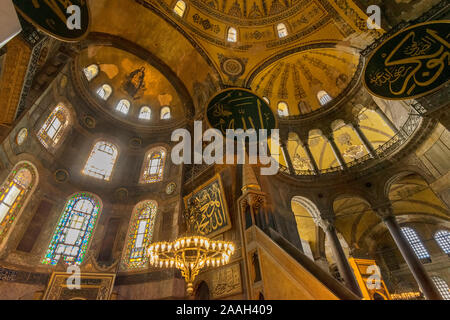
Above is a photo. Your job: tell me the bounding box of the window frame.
[82,141,119,182]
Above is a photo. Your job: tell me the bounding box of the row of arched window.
[0,162,161,268]
[36,104,167,183]
[83,65,172,120]
[262,90,333,118]
[172,0,289,41]
[401,227,450,259]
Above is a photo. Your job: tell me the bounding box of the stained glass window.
[37,104,70,149]
[0,162,37,244]
[140,148,166,183]
[174,0,186,17]
[227,27,237,42]
[123,200,158,268]
[277,102,289,117]
[277,23,288,38]
[161,106,171,119]
[401,227,430,260]
[82,141,118,181]
[318,90,333,106]
[97,84,112,100]
[434,230,450,254]
[83,64,99,81]
[116,99,130,115]
[42,192,101,266]
[431,276,450,300]
[139,106,151,120]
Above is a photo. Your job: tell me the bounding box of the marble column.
[375,107,399,133]
[281,142,295,175]
[376,206,442,300]
[323,220,362,297]
[327,135,348,170]
[301,141,319,174]
[350,122,376,157]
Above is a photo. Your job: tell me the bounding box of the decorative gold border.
[13,2,91,42]
[362,20,450,101]
[183,172,232,238]
[42,272,116,300]
[204,87,278,134]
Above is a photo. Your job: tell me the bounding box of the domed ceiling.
[250,48,359,115]
[76,46,184,126]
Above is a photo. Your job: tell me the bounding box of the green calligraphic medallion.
[13,0,90,41]
[363,21,450,100]
[206,88,277,137]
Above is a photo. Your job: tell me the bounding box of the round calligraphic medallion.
[363,21,450,100]
[206,88,277,137]
[13,1,90,41]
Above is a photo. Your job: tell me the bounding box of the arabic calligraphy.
[206,89,276,136]
[364,21,449,99]
[184,176,231,237]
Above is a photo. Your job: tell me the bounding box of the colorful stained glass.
[83,141,118,181]
[123,200,158,268]
[37,104,69,149]
[42,192,101,266]
[0,162,37,243]
[140,148,166,183]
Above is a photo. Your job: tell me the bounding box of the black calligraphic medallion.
[363,21,450,100]
[206,88,277,136]
[13,0,90,41]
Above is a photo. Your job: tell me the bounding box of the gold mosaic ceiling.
[77,46,183,125]
[250,48,359,115]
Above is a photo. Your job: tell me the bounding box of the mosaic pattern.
[123,201,158,268]
[141,149,166,183]
[0,162,36,244]
[36,104,69,149]
[42,192,101,266]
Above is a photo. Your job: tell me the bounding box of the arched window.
[277,23,288,38]
[83,141,118,181]
[262,96,270,105]
[431,276,450,300]
[401,227,430,260]
[317,90,333,106]
[42,192,102,266]
[434,230,450,254]
[0,162,37,244]
[161,106,171,119]
[174,0,186,17]
[140,148,166,183]
[277,102,289,117]
[116,99,130,115]
[97,84,112,100]
[138,106,151,120]
[37,103,70,149]
[83,64,99,81]
[227,27,237,42]
[123,200,158,268]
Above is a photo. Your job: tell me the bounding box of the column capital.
[372,203,394,220]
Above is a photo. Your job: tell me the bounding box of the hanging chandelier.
[147,197,235,295]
